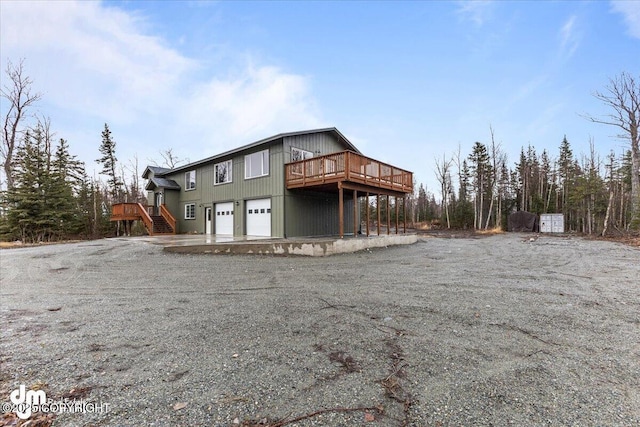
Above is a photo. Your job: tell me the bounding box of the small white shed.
[540,213,564,233]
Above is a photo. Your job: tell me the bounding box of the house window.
[214,160,232,185]
[291,147,313,175]
[291,147,313,162]
[185,170,196,190]
[185,203,196,220]
[245,149,269,179]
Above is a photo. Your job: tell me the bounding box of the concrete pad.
[159,233,418,256]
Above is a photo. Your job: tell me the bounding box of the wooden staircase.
[151,215,174,234]
[110,203,176,235]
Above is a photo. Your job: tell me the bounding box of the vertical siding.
[163,190,182,232]
[281,133,355,237]
[165,168,203,234]
[162,141,286,237]
[282,133,345,162]
[148,130,355,237]
[284,190,355,237]
[271,194,284,238]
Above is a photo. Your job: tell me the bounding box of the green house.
[112,128,413,238]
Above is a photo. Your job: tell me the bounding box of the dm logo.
[10,384,46,419]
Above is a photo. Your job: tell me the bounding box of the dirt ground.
[1,233,639,426]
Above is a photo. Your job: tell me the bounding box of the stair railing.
[159,204,176,233]
[136,203,155,235]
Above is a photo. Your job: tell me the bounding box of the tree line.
[1,59,638,242]
[411,133,636,236]
[394,73,640,236]
[0,60,147,242]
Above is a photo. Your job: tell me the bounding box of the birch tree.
[485,126,505,229]
[585,72,640,229]
[435,154,453,229]
[1,59,42,189]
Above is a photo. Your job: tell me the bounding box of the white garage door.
[215,202,234,235]
[246,198,271,237]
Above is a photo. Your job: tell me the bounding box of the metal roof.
[142,165,172,179]
[145,177,181,191]
[155,127,359,176]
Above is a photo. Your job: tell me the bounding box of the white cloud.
[0,0,324,170]
[455,0,495,27]
[181,65,324,146]
[611,0,640,38]
[559,15,580,58]
[1,1,194,123]
[514,75,548,102]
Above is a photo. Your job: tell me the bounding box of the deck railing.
[110,202,174,235]
[111,202,142,219]
[286,151,413,193]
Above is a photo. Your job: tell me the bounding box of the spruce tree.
[1,124,91,241]
[50,139,85,236]
[417,184,427,222]
[96,123,122,202]
[3,128,50,241]
[468,142,491,228]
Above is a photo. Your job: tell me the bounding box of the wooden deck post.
[366,192,370,236]
[395,196,399,234]
[376,194,381,236]
[339,183,344,238]
[403,196,406,233]
[386,195,390,235]
[353,189,358,237]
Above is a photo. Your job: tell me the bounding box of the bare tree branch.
[583,72,640,229]
[1,59,42,189]
[435,153,453,229]
[159,148,186,169]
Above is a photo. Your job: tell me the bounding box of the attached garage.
[246,198,271,237]
[215,202,234,235]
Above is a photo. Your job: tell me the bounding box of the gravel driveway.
[1,233,639,426]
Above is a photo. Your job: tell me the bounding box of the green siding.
[164,190,180,213]
[282,133,346,162]
[149,130,355,237]
[163,141,286,237]
[284,190,355,237]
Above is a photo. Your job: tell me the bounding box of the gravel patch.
[1,233,639,426]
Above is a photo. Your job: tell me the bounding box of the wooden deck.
[110,203,176,235]
[285,151,413,195]
[111,202,147,221]
[286,151,412,238]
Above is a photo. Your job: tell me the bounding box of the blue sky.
[1,1,638,194]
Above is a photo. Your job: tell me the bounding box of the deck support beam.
[386,195,390,235]
[353,189,358,237]
[395,196,399,234]
[310,180,410,239]
[403,196,406,234]
[338,183,344,238]
[366,192,370,237]
[377,194,381,236]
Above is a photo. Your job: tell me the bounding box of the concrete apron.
[163,234,418,256]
